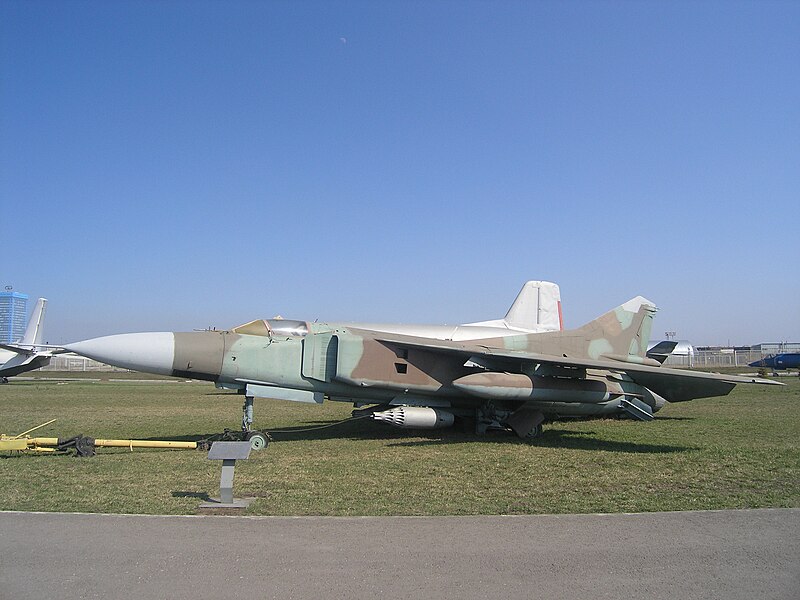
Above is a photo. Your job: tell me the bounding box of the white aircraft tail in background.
[467,280,563,332]
[0,298,63,381]
[341,280,563,342]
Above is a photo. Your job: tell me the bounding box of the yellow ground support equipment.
[1,420,198,457]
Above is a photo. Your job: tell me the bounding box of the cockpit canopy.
[266,319,308,337]
[232,319,309,338]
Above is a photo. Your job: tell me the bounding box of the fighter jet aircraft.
[0,299,61,382]
[65,294,780,444]
[749,353,800,372]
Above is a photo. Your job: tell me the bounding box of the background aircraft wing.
[0,343,69,356]
[0,353,53,377]
[0,343,37,356]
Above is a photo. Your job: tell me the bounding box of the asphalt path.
[1,509,798,599]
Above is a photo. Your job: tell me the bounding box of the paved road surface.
[2,508,798,599]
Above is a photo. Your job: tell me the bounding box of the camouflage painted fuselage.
[65,296,779,435]
[167,298,667,418]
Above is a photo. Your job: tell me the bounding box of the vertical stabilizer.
[512,296,657,363]
[504,281,562,331]
[573,296,657,362]
[19,298,47,347]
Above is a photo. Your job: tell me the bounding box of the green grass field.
[1,373,798,515]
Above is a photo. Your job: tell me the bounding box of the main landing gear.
[475,402,546,442]
[524,422,544,441]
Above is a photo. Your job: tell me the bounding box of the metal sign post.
[200,441,254,508]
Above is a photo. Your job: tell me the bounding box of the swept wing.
[364,332,780,403]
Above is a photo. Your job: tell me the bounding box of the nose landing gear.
[241,395,270,450]
[245,430,269,450]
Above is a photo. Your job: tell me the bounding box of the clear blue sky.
[2,0,798,345]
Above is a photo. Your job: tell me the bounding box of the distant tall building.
[0,290,28,343]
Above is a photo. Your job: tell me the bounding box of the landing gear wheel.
[1,377,8,384]
[524,423,544,442]
[245,431,270,451]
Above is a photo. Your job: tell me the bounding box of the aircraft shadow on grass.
[383,428,695,454]
[140,418,694,454]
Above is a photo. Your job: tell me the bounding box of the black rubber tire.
[524,423,544,442]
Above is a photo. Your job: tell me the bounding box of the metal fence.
[41,355,130,372]
[664,350,771,369]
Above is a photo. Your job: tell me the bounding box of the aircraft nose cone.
[66,333,175,376]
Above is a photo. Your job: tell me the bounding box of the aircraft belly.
[522,399,624,416]
[244,383,324,404]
